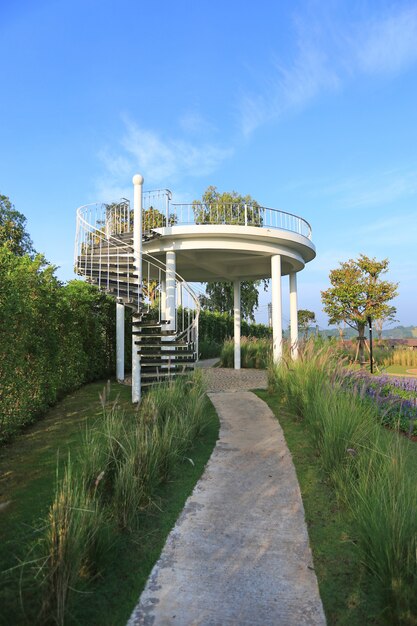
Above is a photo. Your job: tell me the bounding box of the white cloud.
[241,41,339,135]
[356,7,417,75]
[96,117,233,199]
[240,6,417,135]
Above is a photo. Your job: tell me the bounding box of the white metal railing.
[74,202,200,349]
[136,190,312,239]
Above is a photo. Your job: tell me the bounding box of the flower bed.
[343,372,417,434]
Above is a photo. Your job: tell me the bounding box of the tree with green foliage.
[193,185,262,226]
[298,309,316,338]
[321,255,398,365]
[195,186,268,321]
[199,280,268,322]
[0,194,34,256]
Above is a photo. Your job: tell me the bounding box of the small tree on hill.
[321,255,398,365]
[298,309,316,338]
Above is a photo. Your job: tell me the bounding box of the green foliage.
[220,337,272,369]
[0,194,34,257]
[321,254,398,363]
[0,247,116,442]
[193,185,261,226]
[297,309,316,336]
[193,186,268,321]
[268,341,417,623]
[199,280,268,322]
[33,374,212,623]
[198,309,271,350]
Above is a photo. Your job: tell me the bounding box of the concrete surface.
[127,390,326,626]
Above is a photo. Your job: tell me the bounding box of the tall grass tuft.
[38,458,105,626]
[34,371,210,623]
[268,338,417,622]
[383,347,417,369]
[221,336,272,369]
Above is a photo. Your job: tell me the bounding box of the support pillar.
[233,280,241,370]
[165,251,176,331]
[271,255,283,364]
[116,301,125,381]
[289,272,299,360]
[132,173,143,404]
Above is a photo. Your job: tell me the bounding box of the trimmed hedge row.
[198,309,271,344]
[0,248,116,442]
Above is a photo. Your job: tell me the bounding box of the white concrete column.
[233,280,241,370]
[166,251,176,331]
[116,301,125,381]
[271,255,283,364]
[289,272,299,360]
[132,173,143,404]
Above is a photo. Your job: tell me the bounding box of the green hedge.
[0,248,116,442]
[198,309,271,344]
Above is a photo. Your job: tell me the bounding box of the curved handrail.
[75,202,200,346]
[167,203,312,239]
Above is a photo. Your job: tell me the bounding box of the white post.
[166,251,176,331]
[233,280,241,370]
[271,255,283,363]
[116,301,125,381]
[289,272,299,360]
[132,173,143,404]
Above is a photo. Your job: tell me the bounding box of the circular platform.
[143,224,316,282]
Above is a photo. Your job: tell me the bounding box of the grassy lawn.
[256,390,387,625]
[383,364,417,376]
[0,381,219,626]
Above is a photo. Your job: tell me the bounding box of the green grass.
[0,380,219,626]
[257,390,384,625]
[384,364,416,375]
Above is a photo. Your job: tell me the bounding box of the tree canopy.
[193,186,262,226]
[298,309,316,337]
[321,254,398,363]
[0,194,34,257]
[195,186,268,320]
[199,280,268,322]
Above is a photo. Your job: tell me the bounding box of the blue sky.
[1,0,416,328]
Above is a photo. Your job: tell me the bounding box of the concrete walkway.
[128,383,326,625]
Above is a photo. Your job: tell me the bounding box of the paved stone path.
[127,367,325,626]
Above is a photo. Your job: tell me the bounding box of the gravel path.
[200,366,268,392]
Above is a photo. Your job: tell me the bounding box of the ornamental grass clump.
[38,459,106,626]
[33,372,209,623]
[220,336,272,369]
[268,339,417,623]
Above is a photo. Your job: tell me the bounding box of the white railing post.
[132,173,143,404]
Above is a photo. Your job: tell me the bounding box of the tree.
[195,186,268,321]
[199,280,268,322]
[373,306,398,341]
[298,309,316,338]
[0,194,34,256]
[321,255,398,365]
[193,186,262,226]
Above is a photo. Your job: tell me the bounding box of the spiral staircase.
[74,193,200,390]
